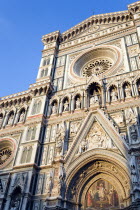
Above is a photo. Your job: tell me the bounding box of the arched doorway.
[66,158,131,210]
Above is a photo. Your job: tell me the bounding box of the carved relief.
[55,122,65,156]
[70,121,81,137]
[84,122,115,151]
[55,66,64,78]
[128,44,140,57]
[111,112,124,127]
[125,108,137,125]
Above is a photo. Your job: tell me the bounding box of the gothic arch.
[65,151,131,210]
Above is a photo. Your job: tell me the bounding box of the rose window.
[0,139,15,169]
[82,59,113,77]
[69,46,122,82]
[0,147,12,165]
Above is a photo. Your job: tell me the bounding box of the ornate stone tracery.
[82,58,113,77]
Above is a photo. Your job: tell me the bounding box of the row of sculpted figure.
[50,80,140,115]
[0,108,26,128]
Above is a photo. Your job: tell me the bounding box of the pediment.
[66,23,118,41]
[65,109,129,167]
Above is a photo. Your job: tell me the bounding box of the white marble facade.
[1,2,140,210]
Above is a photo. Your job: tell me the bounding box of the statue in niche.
[19,111,25,122]
[52,103,57,114]
[7,114,14,125]
[75,98,81,109]
[79,139,87,154]
[129,125,138,142]
[111,89,118,101]
[90,90,99,105]
[58,165,66,197]
[125,85,131,98]
[46,171,53,196]
[36,176,42,194]
[55,123,65,156]
[10,187,22,210]
[63,100,69,111]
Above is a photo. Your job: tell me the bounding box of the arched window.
[44,68,48,76]
[21,147,27,164]
[43,59,46,66]
[26,128,32,141]
[26,147,33,162]
[18,109,25,123]
[40,68,48,78]
[32,100,42,115]
[26,127,36,141]
[10,186,22,209]
[47,58,50,65]
[20,146,33,163]
[31,127,36,140]
[0,113,3,126]
[40,69,45,77]
[7,111,14,126]
[36,101,42,113]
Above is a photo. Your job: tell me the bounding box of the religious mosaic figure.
[86,179,119,209]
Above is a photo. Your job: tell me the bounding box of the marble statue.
[19,112,25,122]
[52,103,57,114]
[75,98,81,109]
[79,139,87,153]
[7,114,14,125]
[125,85,131,98]
[111,89,118,101]
[63,100,69,111]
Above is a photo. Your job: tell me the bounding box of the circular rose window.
[82,58,113,77]
[0,147,12,165]
[69,45,122,82]
[0,139,15,169]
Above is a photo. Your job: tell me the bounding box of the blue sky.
[0,0,135,97]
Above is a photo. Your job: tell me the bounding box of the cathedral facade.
[1,1,140,210]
